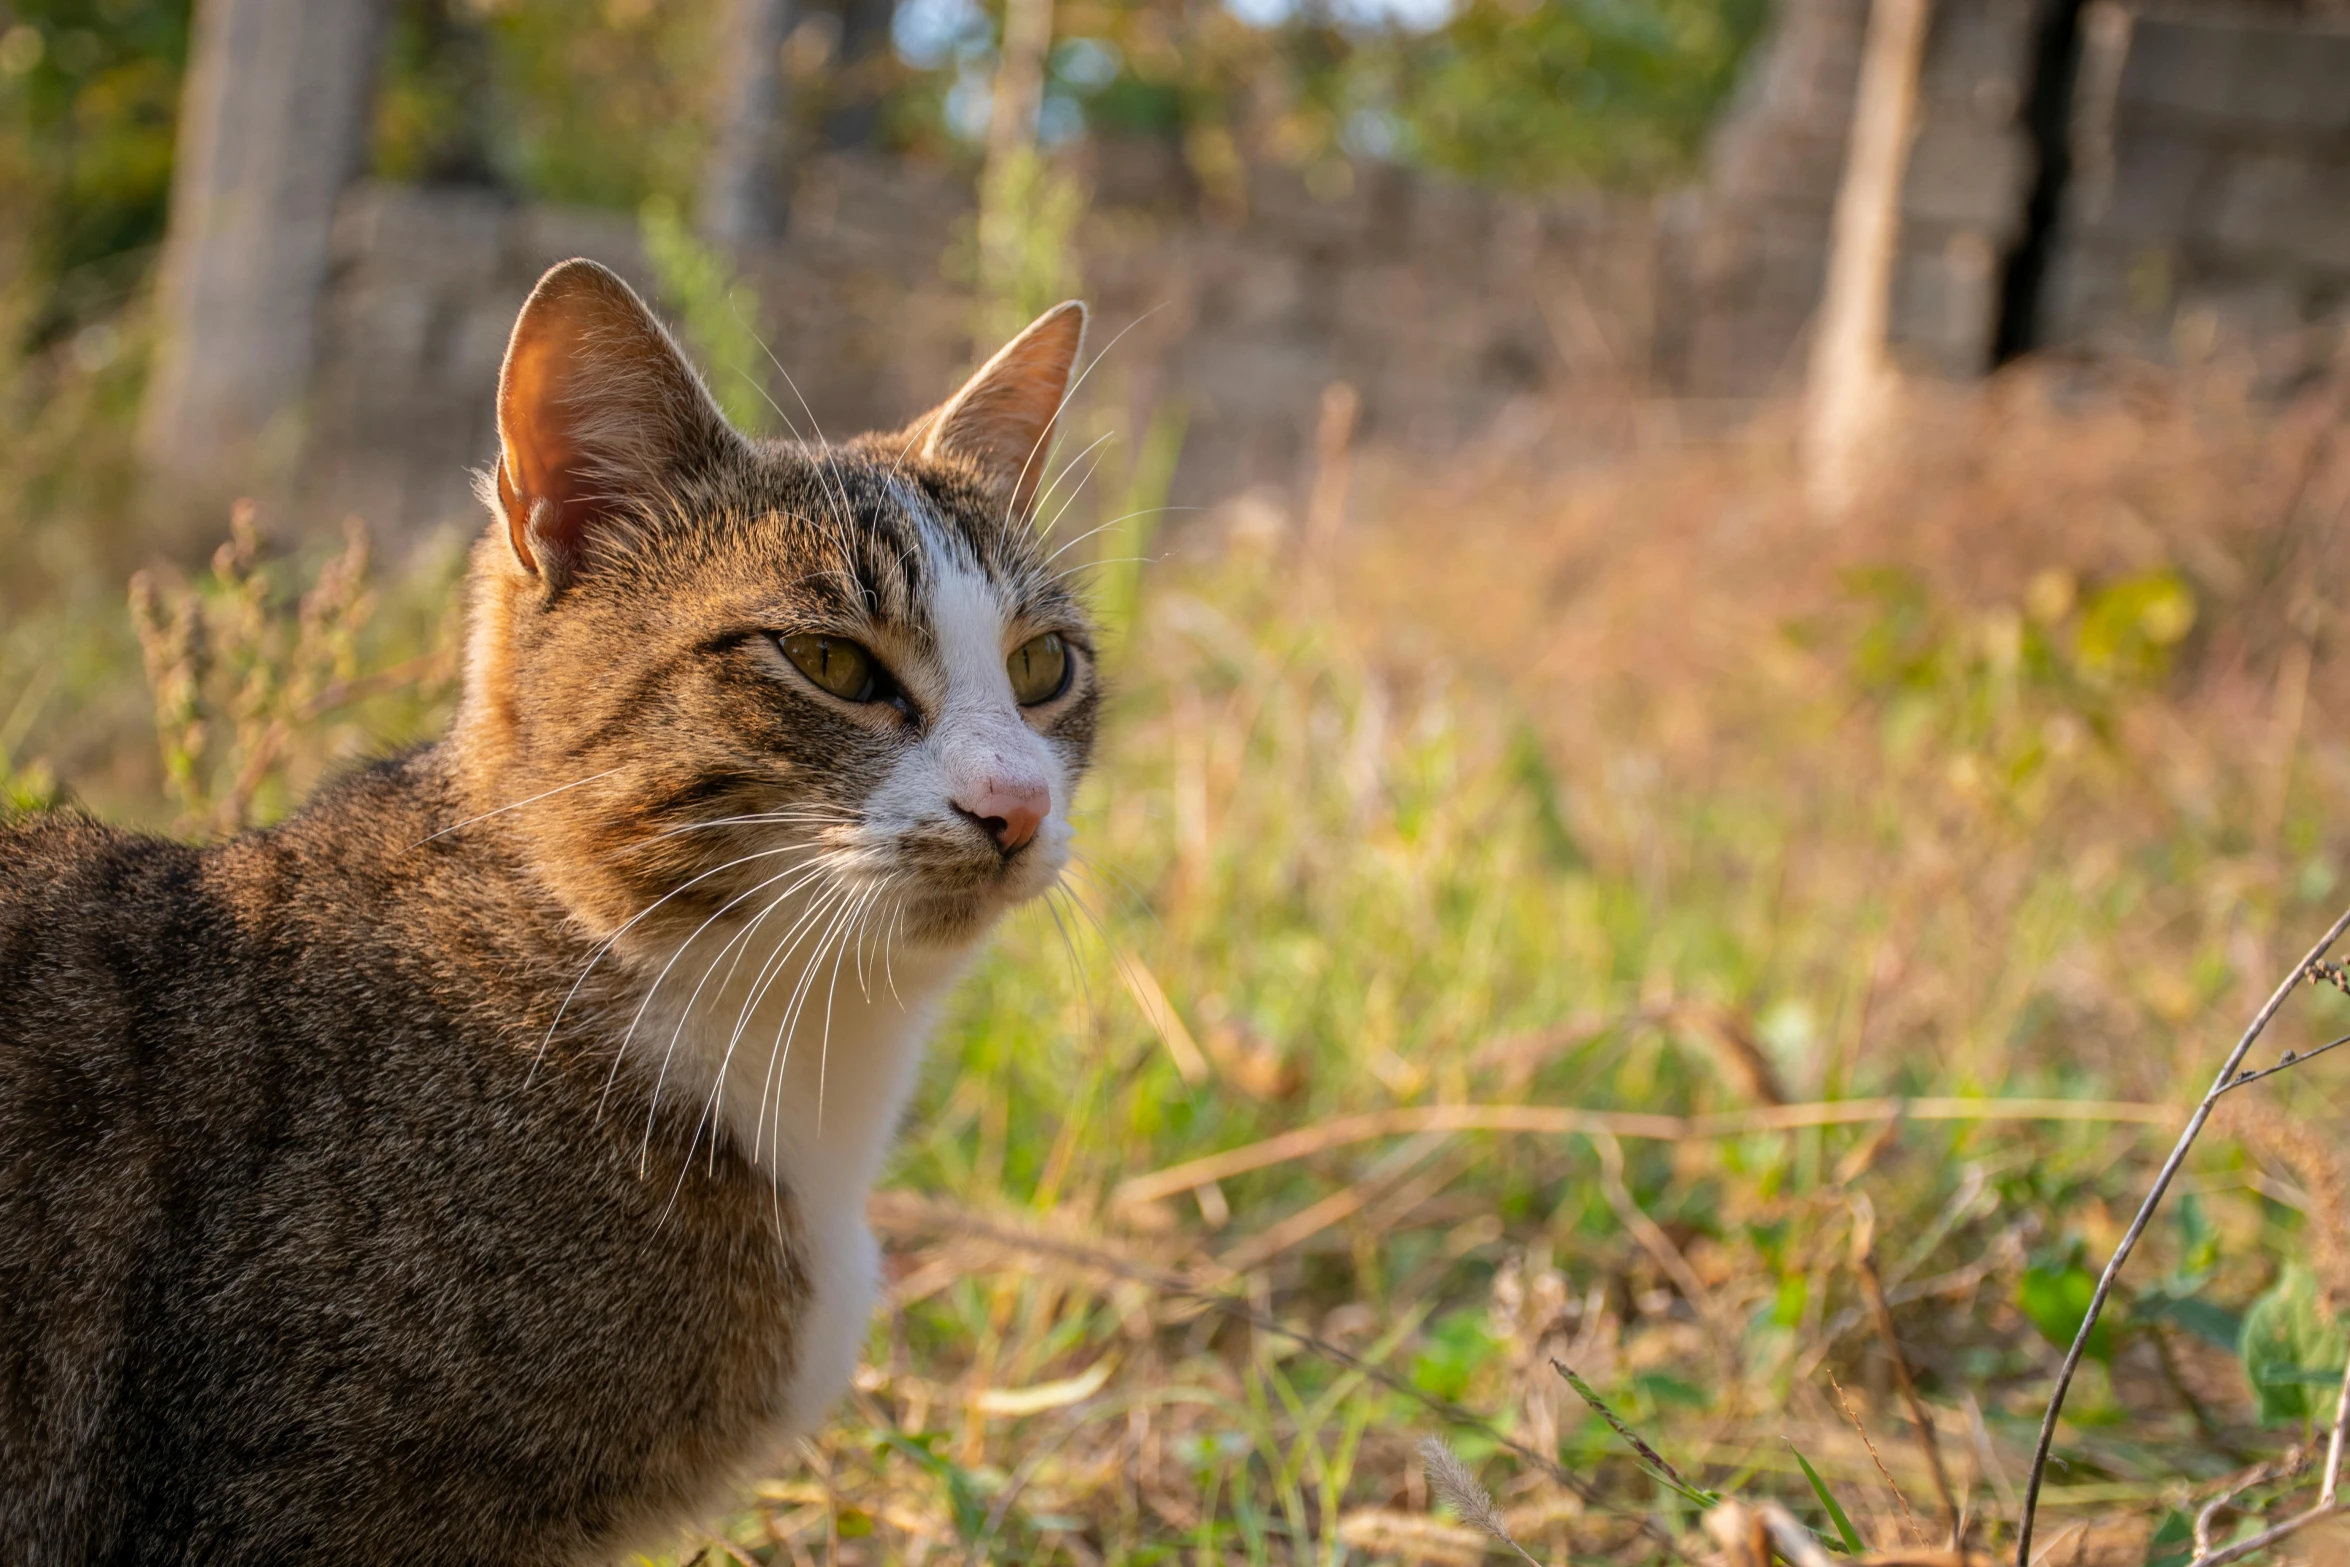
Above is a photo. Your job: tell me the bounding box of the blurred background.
[7,1,2350,1562]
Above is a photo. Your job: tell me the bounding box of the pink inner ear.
[490,258,730,582]
[494,280,616,577]
[924,302,1086,516]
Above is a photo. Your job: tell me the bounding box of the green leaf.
[2137,1292,2243,1351]
[2240,1267,2350,1424]
[2146,1507,2195,1567]
[1634,1370,1710,1412]
[1791,1444,1864,1555]
[2019,1258,2114,1362]
[1411,1310,1501,1404]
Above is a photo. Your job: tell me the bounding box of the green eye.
[1007,632,1071,706]
[781,634,882,703]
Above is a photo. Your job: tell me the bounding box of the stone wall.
[306,153,1680,545]
[302,0,2350,548]
[2042,5,2350,377]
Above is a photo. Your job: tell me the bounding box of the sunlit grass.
[8,358,2349,1565]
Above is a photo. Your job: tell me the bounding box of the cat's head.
[454,258,1098,955]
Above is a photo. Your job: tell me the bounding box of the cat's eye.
[780,634,884,703]
[1007,632,1071,706]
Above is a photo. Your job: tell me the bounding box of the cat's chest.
[638,933,967,1434]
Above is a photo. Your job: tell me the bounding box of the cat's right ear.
[491,258,738,589]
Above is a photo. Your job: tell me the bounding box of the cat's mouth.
[873,821,1066,945]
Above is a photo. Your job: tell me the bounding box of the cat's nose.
[953,777,1050,852]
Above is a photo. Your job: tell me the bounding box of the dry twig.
[2013,903,2350,1567]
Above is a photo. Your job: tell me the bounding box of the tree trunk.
[822,0,898,149]
[700,0,797,247]
[139,0,386,514]
[1802,0,1931,520]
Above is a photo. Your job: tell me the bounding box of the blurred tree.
[820,0,901,146]
[700,0,795,244]
[1804,0,1929,519]
[138,0,386,509]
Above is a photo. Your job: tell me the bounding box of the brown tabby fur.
[0,260,1098,1563]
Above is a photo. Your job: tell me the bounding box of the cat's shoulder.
[0,808,195,902]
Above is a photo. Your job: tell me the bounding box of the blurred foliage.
[373,0,721,208]
[901,0,1766,191]
[124,503,461,834]
[2237,1266,2348,1425]
[637,194,776,434]
[973,144,1088,344]
[0,0,189,340]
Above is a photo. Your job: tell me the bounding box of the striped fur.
[0,260,1098,1563]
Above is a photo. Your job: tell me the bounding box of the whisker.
[408,767,625,850]
[1024,430,1117,540]
[637,854,846,1168]
[598,850,843,1124]
[815,877,890,1136]
[757,876,873,1165]
[1000,303,1169,537]
[530,840,827,1087]
[1041,505,1197,570]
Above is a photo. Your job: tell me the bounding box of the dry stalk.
[2178,1357,2350,1567]
[1592,1130,1738,1374]
[1550,1358,1706,1501]
[1830,1368,1925,1548]
[2190,1445,2307,1559]
[1850,1197,1962,1544]
[2013,902,2350,1567]
[1704,1498,1838,1567]
[1112,1099,2179,1210]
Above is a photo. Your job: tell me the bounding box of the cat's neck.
[626,905,967,1173]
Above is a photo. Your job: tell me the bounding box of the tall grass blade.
[1791,1443,1865,1554]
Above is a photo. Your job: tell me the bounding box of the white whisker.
[409,767,624,850]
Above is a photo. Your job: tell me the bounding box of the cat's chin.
[895,863,1062,949]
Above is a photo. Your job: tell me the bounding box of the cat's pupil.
[1008,633,1069,706]
[781,633,879,703]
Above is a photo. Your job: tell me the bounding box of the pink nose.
[953,777,1050,852]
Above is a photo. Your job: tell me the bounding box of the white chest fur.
[635,916,970,1436]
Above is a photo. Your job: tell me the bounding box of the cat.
[0,258,1099,1563]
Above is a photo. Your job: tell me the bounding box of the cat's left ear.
[493,258,740,588]
[917,301,1087,518]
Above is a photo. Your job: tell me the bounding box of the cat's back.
[0,777,805,1564]
[0,809,211,1013]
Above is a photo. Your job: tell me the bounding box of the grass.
[8,354,2350,1566]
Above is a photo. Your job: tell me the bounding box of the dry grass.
[10,350,2350,1566]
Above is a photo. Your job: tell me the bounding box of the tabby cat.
[0,258,1099,1563]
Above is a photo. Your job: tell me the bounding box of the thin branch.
[2324,1351,2350,1507]
[2015,902,2350,1567]
[2192,1447,2307,1558]
[2216,1031,2350,1095]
